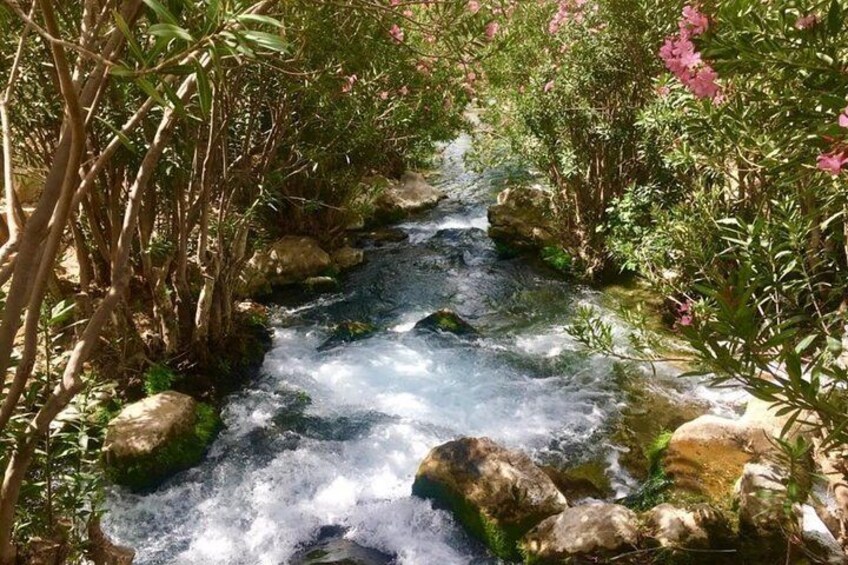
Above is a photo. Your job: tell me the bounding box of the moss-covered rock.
[414,310,478,336]
[319,321,378,351]
[411,437,566,560]
[103,394,221,490]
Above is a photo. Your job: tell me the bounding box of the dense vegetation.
[2,0,848,562]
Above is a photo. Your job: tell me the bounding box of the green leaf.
[148,23,194,43]
[194,62,212,117]
[236,13,285,29]
[114,11,146,64]
[241,30,288,53]
[142,0,178,25]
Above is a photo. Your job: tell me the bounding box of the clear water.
[103,136,736,565]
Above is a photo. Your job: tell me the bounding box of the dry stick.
[0,3,35,256]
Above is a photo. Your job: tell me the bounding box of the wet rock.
[414,310,477,336]
[541,461,614,501]
[412,437,566,559]
[242,236,332,296]
[487,185,556,251]
[643,503,732,550]
[319,321,378,350]
[103,393,220,489]
[290,525,394,565]
[664,415,774,502]
[519,503,640,563]
[304,276,341,294]
[355,227,409,246]
[332,246,365,270]
[372,172,445,224]
[236,299,268,323]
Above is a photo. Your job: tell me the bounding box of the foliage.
[479,0,671,274]
[143,364,177,396]
[540,246,573,274]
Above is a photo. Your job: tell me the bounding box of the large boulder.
[487,185,556,251]
[519,503,640,563]
[412,437,566,559]
[734,461,795,536]
[242,236,332,295]
[371,172,445,224]
[103,392,220,490]
[664,415,776,502]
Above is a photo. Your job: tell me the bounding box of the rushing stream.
[104,136,737,564]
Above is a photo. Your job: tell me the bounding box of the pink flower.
[795,14,819,30]
[468,0,481,14]
[485,21,500,40]
[839,106,848,128]
[341,74,357,93]
[379,91,390,100]
[817,151,848,175]
[399,85,409,96]
[680,5,709,37]
[389,24,404,43]
[543,80,555,93]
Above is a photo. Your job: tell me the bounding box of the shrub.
[143,365,176,397]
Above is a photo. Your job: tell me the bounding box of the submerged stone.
[319,321,378,350]
[411,437,566,560]
[304,276,341,294]
[413,309,477,336]
[102,392,221,490]
[290,525,394,565]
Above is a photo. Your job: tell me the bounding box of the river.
[103,135,735,564]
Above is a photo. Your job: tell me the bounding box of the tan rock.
[331,246,364,270]
[734,461,795,535]
[241,236,332,295]
[372,172,445,222]
[643,503,731,549]
[103,392,197,462]
[487,185,556,250]
[665,415,775,501]
[520,503,640,562]
[412,437,566,559]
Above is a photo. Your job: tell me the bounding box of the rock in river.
[412,437,566,559]
[103,392,220,490]
[414,310,478,336]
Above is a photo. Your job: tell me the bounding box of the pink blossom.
[543,80,555,93]
[485,21,500,40]
[817,151,848,175]
[389,24,404,43]
[399,85,409,96]
[468,0,481,14]
[379,91,390,100]
[839,106,848,128]
[341,74,357,93]
[795,14,819,29]
[680,5,709,37]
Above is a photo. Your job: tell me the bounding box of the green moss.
[143,364,177,396]
[105,402,222,491]
[540,246,572,274]
[412,476,529,560]
[622,430,674,511]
